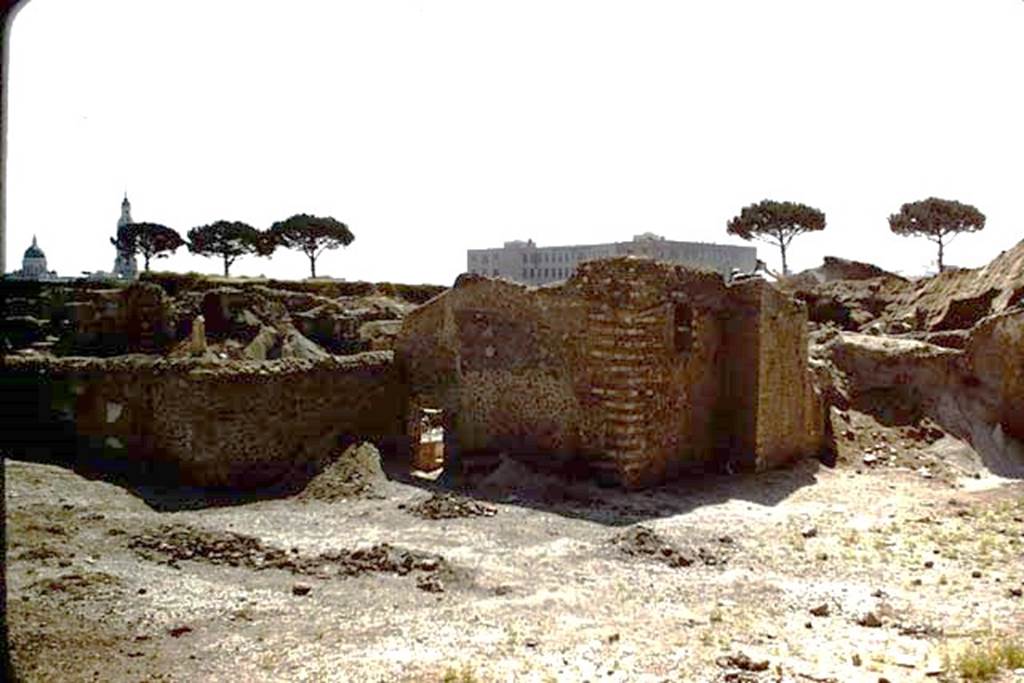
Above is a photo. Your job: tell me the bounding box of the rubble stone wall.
[748,282,825,469]
[397,258,825,487]
[1,352,401,488]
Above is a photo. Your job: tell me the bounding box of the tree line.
[110,214,354,278]
[109,197,986,281]
[727,197,986,275]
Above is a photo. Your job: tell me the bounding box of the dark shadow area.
[849,386,925,427]
[5,426,828,524]
[381,448,828,527]
[0,430,384,512]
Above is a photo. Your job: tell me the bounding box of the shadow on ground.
[2,435,826,524]
[383,452,827,527]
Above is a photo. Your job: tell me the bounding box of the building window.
[522,254,527,263]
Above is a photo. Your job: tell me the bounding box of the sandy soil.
[5,450,1024,682]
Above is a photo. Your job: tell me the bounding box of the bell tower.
[118,192,132,228]
[112,192,138,280]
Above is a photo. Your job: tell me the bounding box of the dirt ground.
[5,442,1024,682]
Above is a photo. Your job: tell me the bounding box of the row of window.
[521,251,579,265]
[524,266,573,280]
[471,252,497,264]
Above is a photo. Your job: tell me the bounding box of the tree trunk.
[779,242,788,275]
[309,254,317,279]
[144,253,151,272]
[937,239,944,273]
[223,256,230,278]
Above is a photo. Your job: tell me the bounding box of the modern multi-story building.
[466,233,757,285]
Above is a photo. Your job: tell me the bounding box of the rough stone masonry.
[396,257,827,488]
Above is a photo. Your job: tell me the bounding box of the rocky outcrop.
[812,312,1024,477]
[888,239,1024,332]
[963,309,1024,442]
[786,276,911,331]
[786,240,1024,335]
[788,256,907,287]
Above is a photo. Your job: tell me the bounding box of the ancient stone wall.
[397,258,825,487]
[745,281,825,470]
[62,282,174,355]
[0,352,401,488]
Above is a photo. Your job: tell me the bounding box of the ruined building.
[397,257,825,488]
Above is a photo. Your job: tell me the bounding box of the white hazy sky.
[6,0,1024,284]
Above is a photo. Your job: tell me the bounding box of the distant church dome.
[10,235,55,280]
[23,236,45,260]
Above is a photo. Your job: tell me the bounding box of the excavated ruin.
[397,257,827,488]
[4,245,1023,491]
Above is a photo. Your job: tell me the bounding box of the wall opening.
[673,303,693,353]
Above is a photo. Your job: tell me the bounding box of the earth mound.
[298,442,387,501]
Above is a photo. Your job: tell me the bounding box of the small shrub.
[952,639,1024,681]
[442,665,478,683]
[1000,641,1024,669]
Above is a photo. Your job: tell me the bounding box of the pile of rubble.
[128,523,450,590]
[406,493,498,520]
[610,525,730,568]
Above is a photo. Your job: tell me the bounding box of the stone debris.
[715,652,770,671]
[407,493,497,520]
[809,603,830,617]
[857,611,883,628]
[610,525,728,568]
[128,524,450,589]
[415,574,445,593]
[27,571,124,602]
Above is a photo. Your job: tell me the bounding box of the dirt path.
[5,457,1023,682]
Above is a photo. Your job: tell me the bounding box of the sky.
[5,0,1024,284]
